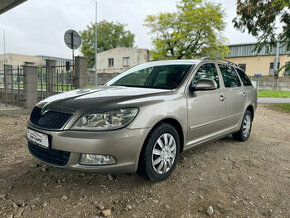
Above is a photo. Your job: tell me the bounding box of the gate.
[0,65,24,107]
[0,57,85,109]
[36,60,75,101]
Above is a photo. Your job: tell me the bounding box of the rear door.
[186,63,227,145]
[218,64,245,128]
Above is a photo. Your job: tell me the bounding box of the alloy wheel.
[151,133,177,174]
[243,114,251,137]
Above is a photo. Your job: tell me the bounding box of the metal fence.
[0,61,75,108]
[51,61,75,94]
[0,66,24,107]
[37,61,75,101]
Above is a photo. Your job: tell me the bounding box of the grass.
[267,103,290,113]
[258,90,290,98]
[37,83,73,91]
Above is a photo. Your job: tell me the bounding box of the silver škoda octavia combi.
[27,57,257,181]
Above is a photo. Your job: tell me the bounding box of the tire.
[137,123,180,182]
[232,110,252,142]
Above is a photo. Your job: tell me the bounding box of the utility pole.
[95,0,98,86]
[1,28,6,68]
[273,41,280,76]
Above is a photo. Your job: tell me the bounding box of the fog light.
[79,154,116,165]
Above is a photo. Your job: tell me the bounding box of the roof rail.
[201,57,238,67]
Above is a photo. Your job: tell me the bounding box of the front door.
[186,63,226,146]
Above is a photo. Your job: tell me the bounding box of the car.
[27,57,257,182]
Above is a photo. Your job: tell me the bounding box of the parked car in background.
[27,57,257,181]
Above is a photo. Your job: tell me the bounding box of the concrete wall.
[251,76,290,91]
[97,48,151,74]
[87,70,119,86]
[226,54,289,77]
[0,87,24,107]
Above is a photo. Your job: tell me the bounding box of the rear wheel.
[137,123,180,182]
[233,110,252,142]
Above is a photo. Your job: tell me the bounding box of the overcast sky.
[0,0,256,59]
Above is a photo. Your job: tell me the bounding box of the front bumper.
[27,122,149,173]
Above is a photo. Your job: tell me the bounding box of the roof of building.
[228,42,289,57]
[0,0,27,15]
[36,55,71,61]
[97,47,149,54]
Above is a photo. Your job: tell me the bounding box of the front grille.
[30,107,72,129]
[28,141,70,166]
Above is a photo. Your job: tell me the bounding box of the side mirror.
[190,78,217,92]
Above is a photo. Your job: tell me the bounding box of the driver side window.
[192,63,220,88]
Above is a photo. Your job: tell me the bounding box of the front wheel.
[137,123,180,182]
[233,110,252,142]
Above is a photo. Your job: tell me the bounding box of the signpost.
[64,29,81,70]
[254,74,263,90]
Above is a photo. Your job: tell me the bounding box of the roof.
[0,0,27,15]
[228,43,289,57]
[97,47,149,55]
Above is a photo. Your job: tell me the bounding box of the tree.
[144,0,229,60]
[80,20,135,67]
[233,0,290,74]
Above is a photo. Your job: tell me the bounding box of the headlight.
[72,108,139,130]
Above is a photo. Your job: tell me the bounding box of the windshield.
[106,63,193,89]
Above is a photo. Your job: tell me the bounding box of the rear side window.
[218,64,241,88]
[236,68,252,86]
[192,63,220,88]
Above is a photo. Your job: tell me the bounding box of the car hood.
[37,86,172,113]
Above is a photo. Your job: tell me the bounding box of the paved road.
[258,98,290,104]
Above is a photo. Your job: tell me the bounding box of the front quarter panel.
[128,91,187,140]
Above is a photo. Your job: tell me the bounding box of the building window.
[123,57,130,67]
[108,58,114,67]
[269,62,280,75]
[238,64,246,73]
[285,62,290,76]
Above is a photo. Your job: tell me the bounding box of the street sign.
[64,29,81,71]
[254,74,262,77]
[64,30,81,50]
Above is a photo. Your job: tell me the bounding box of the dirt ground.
[0,106,289,218]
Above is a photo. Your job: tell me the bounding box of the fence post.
[75,56,87,89]
[23,63,38,109]
[4,65,12,107]
[46,59,56,96]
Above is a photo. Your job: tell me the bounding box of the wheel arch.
[137,117,185,177]
[140,118,185,156]
[246,104,254,120]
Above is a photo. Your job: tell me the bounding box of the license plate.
[27,129,49,149]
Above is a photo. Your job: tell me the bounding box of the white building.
[97,47,151,74]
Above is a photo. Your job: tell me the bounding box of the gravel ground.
[0,106,289,218]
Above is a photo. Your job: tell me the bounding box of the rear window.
[236,68,252,86]
[218,64,241,88]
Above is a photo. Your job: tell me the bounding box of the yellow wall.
[226,54,289,77]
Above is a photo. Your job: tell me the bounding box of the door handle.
[219,95,225,102]
[240,91,247,97]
